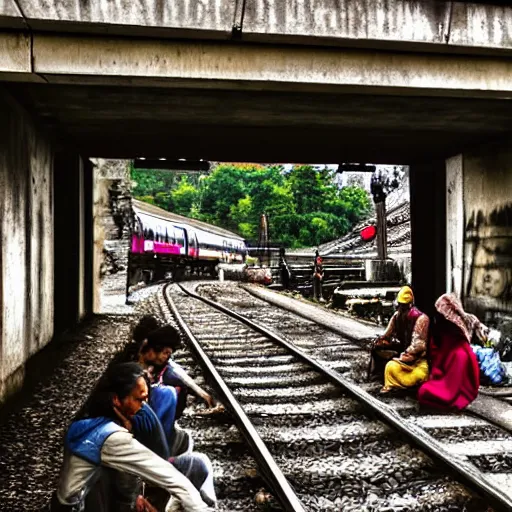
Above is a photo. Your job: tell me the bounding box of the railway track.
[158,281,512,511]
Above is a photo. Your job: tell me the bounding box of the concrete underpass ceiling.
[10,83,512,164]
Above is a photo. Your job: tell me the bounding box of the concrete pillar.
[409,161,446,316]
[446,155,464,298]
[0,88,54,404]
[460,141,512,323]
[54,153,89,333]
[83,159,94,316]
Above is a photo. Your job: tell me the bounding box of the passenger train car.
[129,199,247,283]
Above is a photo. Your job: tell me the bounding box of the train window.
[148,229,154,241]
[177,230,184,247]
[188,232,197,250]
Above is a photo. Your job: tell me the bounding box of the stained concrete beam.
[0,32,30,72]
[0,32,46,82]
[12,0,235,38]
[1,1,511,54]
[0,0,25,29]
[25,35,512,98]
[242,1,512,53]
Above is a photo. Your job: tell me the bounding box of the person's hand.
[136,496,157,512]
[375,337,390,347]
[202,393,215,408]
[113,406,132,431]
[400,352,415,364]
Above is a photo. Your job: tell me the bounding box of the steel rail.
[162,283,306,512]
[180,282,512,512]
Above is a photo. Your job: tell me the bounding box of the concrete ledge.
[240,284,383,342]
[0,32,30,73]
[17,35,512,97]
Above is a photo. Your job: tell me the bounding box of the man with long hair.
[50,363,211,512]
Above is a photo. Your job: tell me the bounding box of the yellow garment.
[397,286,414,304]
[383,358,429,390]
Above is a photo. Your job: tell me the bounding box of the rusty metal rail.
[163,282,306,512]
[176,282,512,512]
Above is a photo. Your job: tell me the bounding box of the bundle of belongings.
[471,321,512,386]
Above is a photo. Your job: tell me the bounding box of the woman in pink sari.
[418,293,484,411]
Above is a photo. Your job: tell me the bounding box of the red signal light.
[360,225,377,241]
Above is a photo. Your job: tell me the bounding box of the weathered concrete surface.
[0,32,30,73]
[0,89,54,404]
[243,1,512,53]
[0,0,24,28]
[0,0,235,37]
[446,154,464,297]
[92,159,132,313]
[18,35,512,97]
[461,143,512,322]
[0,1,511,53]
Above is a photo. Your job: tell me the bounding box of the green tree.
[170,176,199,216]
[130,166,177,199]
[131,161,372,249]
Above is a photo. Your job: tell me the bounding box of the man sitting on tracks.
[139,325,217,410]
[368,286,430,394]
[137,326,223,451]
[50,363,212,512]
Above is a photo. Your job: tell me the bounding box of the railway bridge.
[0,0,511,402]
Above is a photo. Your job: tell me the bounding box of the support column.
[446,155,464,298]
[83,159,94,315]
[53,153,88,334]
[410,161,447,316]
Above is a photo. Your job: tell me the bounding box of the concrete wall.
[461,143,512,324]
[0,89,54,404]
[92,159,132,313]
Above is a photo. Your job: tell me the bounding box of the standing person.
[312,250,324,302]
[418,294,481,411]
[50,363,211,512]
[278,247,291,290]
[368,286,429,387]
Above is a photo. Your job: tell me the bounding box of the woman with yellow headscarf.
[371,286,430,394]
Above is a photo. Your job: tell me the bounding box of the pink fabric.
[418,323,480,411]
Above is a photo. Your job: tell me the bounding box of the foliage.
[130,162,372,248]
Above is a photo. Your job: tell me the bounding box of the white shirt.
[56,430,208,511]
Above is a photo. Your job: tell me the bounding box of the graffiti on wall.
[465,204,512,317]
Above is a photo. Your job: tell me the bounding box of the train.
[129,199,248,283]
